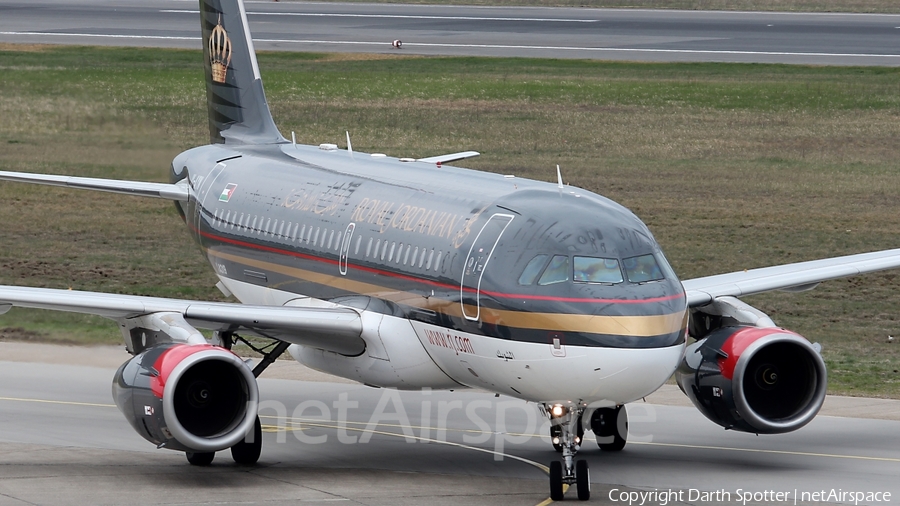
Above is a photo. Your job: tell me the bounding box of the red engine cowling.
[675,326,827,434]
[112,343,259,452]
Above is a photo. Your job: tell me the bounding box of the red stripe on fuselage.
[194,225,685,306]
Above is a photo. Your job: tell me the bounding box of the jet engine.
[112,343,259,452]
[675,326,827,434]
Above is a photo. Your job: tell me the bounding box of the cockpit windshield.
[623,254,665,283]
[538,255,570,285]
[518,254,548,285]
[573,256,623,284]
[518,252,674,286]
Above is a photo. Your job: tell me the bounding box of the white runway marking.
[160,9,599,23]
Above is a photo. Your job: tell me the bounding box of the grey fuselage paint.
[170,142,688,351]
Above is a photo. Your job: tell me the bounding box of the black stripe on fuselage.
[198,225,686,349]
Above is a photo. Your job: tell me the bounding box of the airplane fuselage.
[172,141,688,406]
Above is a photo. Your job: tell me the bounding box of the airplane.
[2,0,900,501]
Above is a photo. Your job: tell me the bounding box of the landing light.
[551,404,566,417]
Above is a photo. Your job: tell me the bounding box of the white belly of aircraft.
[408,320,684,405]
[220,276,683,404]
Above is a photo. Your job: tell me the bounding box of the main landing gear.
[184,415,262,466]
[185,332,289,466]
[591,405,628,452]
[545,404,628,501]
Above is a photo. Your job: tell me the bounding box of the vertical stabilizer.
[200,0,285,145]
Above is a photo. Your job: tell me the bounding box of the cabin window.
[445,252,456,274]
[425,249,433,270]
[327,230,335,250]
[434,251,442,271]
[623,254,665,283]
[403,245,411,265]
[265,218,272,236]
[334,231,342,251]
[381,240,389,261]
[251,216,259,233]
[278,221,286,237]
[408,246,416,266]
[238,213,245,230]
[518,255,549,285]
[574,256,623,284]
[354,236,362,255]
[538,255,569,286]
[305,226,313,244]
[291,223,299,241]
[313,227,321,246]
[388,242,396,262]
[300,224,306,242]
[367,238,374,257]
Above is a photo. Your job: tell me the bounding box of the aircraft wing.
[0,285,364,356]
[0,170,191,201]
[682,248,900,307]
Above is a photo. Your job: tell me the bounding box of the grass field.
[1,44,899,397]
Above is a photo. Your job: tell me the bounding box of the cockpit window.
[574,256,623,284]
[538,255,570,285]
[623,254,665,283]
[518,254,548,285]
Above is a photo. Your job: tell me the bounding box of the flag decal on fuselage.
[219,183,238,202]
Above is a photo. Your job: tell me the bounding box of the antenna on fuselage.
[291,131,296,147]
[346,131,353,154]
[556,165,564,189]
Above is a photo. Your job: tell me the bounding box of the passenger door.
[460,213,514,321]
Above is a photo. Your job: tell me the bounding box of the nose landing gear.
[546,404,591,501]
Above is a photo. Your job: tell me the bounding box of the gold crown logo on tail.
[209,14,232,84]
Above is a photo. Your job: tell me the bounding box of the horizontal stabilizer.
[0,170,191,201]
[417,151,480,164]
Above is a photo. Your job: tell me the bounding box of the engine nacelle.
[675,326,827,434]
[112,343,259,452]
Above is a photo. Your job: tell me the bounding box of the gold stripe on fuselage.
[209,249,688,338]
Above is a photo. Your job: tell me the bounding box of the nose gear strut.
[546,404,591,501]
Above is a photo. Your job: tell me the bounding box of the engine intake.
[675,326,827,434]
[112,343,259,452]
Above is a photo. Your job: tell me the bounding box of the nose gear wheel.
[546,405,591,501]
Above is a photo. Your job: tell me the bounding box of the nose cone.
[480,189,688,349]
